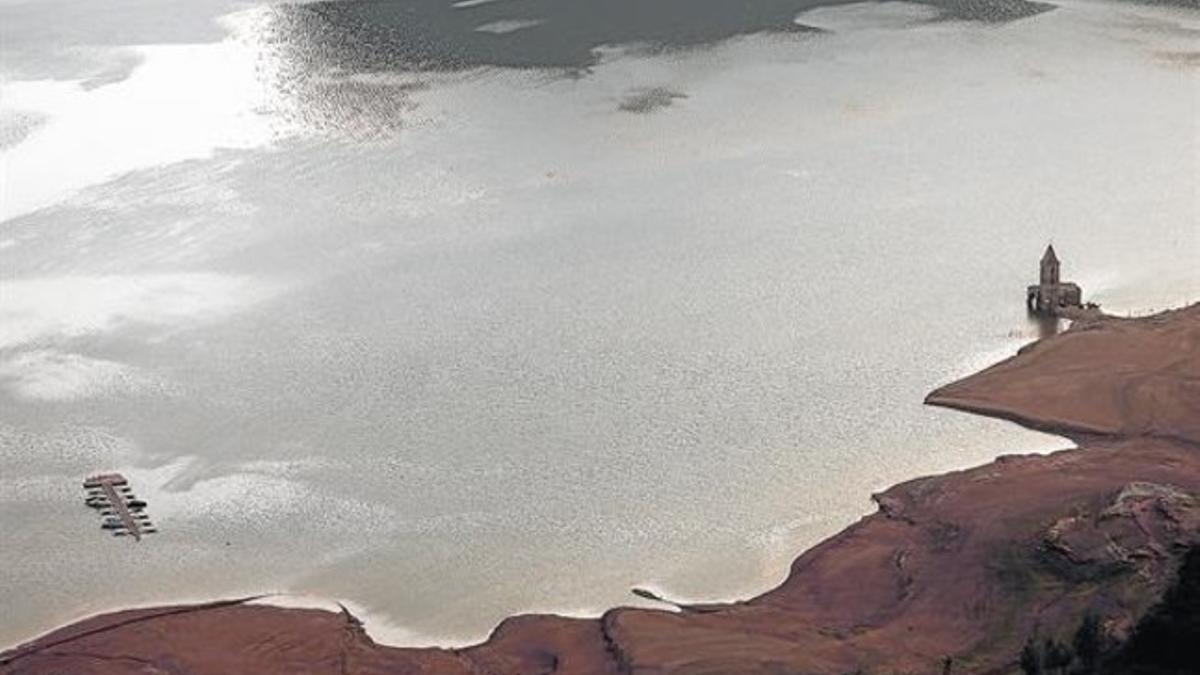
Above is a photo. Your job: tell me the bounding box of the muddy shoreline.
[4,303,1198,674]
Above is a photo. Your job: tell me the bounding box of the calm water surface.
[1,0,1197,647]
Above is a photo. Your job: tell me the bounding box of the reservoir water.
[1,0,1197,648]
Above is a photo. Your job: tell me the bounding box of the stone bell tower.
[1040,245,1060,286]
[1027,244,1081,315]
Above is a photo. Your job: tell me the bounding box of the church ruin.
[1026,245,1082,315]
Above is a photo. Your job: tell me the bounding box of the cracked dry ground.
[3,304,1199,675]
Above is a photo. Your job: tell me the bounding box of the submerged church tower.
[1027,244,1081,315]
[1040,245,1060,286]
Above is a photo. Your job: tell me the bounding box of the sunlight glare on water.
[0,0,1197,648]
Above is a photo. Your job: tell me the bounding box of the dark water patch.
[255,0,1058,136]
[930,0,1056,23]
[619,87,688,114]
[270,0,822,75]
[269,0,1054,78]
[1128,0,1200,10]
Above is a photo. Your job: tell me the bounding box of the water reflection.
[247,8,424,139]
[1029,313,1063,339]
[254,0,1055,137]
[2,0,1197,652]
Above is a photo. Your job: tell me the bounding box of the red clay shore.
[3,304,1198,675]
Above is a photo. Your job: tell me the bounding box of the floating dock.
[83,473,156,540]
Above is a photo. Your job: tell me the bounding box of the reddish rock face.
[598,439,1200,674]
[926,304,1200,446]
[4,304,1199,675]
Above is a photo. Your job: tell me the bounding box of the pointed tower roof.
[1041,244,1058,264]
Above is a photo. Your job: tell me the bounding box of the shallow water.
[1,0,1197,648]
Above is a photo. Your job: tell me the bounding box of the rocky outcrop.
[1042,481,1200,580]
[4,304,1199,674]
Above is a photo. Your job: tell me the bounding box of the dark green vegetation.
[1018,546,1200,675]
[1105,545,1200,674]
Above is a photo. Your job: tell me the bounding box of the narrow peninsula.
[4,304,1198,674]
